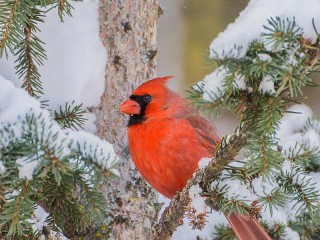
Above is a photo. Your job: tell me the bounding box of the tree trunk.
[96,0,161,239]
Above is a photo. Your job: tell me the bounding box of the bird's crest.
[132,76,173,96]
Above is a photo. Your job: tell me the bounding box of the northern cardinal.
[120,76,271,240]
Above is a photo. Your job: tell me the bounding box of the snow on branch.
[0,75,119,237]
[0,76,119,177]
[167,0,320,239]
[209,0,320,59]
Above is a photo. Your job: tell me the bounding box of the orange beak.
[120,99,141,115]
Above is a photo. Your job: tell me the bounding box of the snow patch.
[0,76,119,176]
[16,157,39,180]
[0,161,6,173]
[283,227,300,240]
[199,67,227,102]
[277,104,313,147]
[29,205,49,233]
[259,75,275,94]
[198,157,211,170]
[189,185,207,215]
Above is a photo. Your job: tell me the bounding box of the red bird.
[120,77,271,240]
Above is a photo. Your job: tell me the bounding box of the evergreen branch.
[284,143,320,171]
[14,3,46,97]
[246,135,282,176]
[38,148,72,185]
[258,188,288,216]
[0,0,21,56]
[302,38,320,75]
[285,117,320,170]
[187,83,223,117]
[0,106,118,238]
[1,0,47,97]
[213,224,237,240]
[243,96,283,176]
[8,181,31,236]
[223,70,244,98]
[255,97,282,134]
[303,116,320,136]
[40,174,85,237]
[38,173,103,238]
[262,17,302,49]
[152,128,247,240]
[57,0,75,21]
[58,0,66,13]
[0,180,35,237]
[266,222,287,240]
[17,23,45,96]
[204,188,262,219]
[185,17,320,239]
[54,101,87,130]
[0,0,79,98]
[291,210,320,239]
[277,166,320,219]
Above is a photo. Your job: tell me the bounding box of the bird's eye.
[143,94,152,103]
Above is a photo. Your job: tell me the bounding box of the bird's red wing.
[185,115,220,155]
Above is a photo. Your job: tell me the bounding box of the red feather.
[120,77,271,240]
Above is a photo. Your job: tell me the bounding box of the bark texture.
[96,0,161,239]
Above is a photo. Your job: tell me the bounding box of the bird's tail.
[225,212,272,240]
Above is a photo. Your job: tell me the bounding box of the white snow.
[39,1,106,111]
[200,67,227,102]
[0,76,41,124]
[198,157,211,170]
[283,227,300,240]
[172,212,228,240]
[29,205,49,233]
[0,0,118,174]
[257,53,272,62]
[281,160,294,173]
[234,74,246,90]
[16,156,39,180]
[259,75,275,94]
[260,207,288,226]
[211,176,255,203]
[277,104,314,155]
[189,185,207,215]
[251,177,277,197]
[209,0,320,58]
[303,128,320,148]
[0,161,6,173]
[67,130,120,175]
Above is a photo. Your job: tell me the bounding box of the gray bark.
[96,0,161,239]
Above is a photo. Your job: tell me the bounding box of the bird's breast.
[128,119,214,198]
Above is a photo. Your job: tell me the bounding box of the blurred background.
[157,0,320,136]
